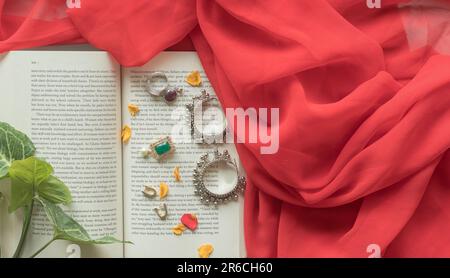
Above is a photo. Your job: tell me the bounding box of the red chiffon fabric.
[1,0,450,257]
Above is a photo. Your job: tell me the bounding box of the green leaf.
[8,173,33,213]
[90,236,128,244]
[38,175,72,205]
[8,157,52,213]
[0,122,35,179]
[36,197,130,244]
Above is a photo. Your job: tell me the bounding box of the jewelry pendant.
[162,88,183,103]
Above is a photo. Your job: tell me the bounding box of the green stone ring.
[147,136,175,160]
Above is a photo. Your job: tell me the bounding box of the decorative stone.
[155,141,171,155]
[164,89,178,102]
[149,136,175,160]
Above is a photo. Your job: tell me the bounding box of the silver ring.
[146,72,183,103]
[186,90,227,144]
[193,149,246,206]
[149,136,175,160]
[146,72,169,97]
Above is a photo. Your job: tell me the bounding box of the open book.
[0,50,245,258]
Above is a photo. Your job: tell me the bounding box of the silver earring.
[142,186,157,198]
[154,203,168,220]
[186,90,227,144]
[193,149,246,206]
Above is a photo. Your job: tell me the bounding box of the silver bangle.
[186,90,227,144]
[193,149,246,206]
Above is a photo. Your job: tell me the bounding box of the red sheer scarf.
[1,0,450,257]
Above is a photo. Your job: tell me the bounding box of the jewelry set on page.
[140,71,246,219]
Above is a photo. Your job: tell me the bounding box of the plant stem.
[13,200,34,258]
[30,239,55,258]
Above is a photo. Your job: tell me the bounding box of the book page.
[122,52,244,257]
[0,51,124,258]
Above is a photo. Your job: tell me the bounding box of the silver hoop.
[193,149,246,206]
[186,90,227,144]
